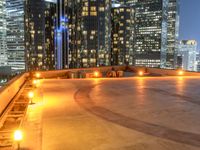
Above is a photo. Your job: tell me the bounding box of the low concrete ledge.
[31,66,126,79]
[0,73,29,118]
[1,66,200,119]
[31,66,200,79]
[147,68,200,76]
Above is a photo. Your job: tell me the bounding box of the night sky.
[179,0,200,50]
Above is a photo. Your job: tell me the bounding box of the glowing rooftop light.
[33,79,37,85]
[36,73,41,78]
[28,91,34,99]
[14,130,23,141]
[138,71,144,76]
[94,71,99,78]
[178,70,184,76]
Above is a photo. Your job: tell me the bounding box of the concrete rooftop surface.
[20,76,200,150]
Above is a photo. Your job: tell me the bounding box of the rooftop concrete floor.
[21,77,200,150]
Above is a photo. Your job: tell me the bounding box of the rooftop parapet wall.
[147,68,200,76]
[0,73,29,119]
[0,66,200,118]
[31,66,127,78]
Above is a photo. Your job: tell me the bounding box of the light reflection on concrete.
[21,77,200,150]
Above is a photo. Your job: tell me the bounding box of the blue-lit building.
[55,0,69,70]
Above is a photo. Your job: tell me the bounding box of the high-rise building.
[111,5,134,65]
[55,0,69,69]
[6,0,25,71]
[196,52,200,72]
[178,40,197,71]
[0,0,7,66]
[45,0,57,70]
[166,0,180,68]
[119,0,179,69]
[25,0,56,71]
[66,0,112,68]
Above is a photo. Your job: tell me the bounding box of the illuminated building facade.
[133,0,168,68]
[65,0,112,68]
[45,0,57,70]
[25,0,56,71]
[166,0,180,69]
[55,0,69,69]
[196,52,200,72]
[6,0,25,71]
[111,5,134,65]
[0,0,7,66]
[178,40,197,71]
[119,0,179,69]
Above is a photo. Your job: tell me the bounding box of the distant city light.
[45,0,57,3]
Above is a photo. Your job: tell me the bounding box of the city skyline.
[0,0,199,73]
[1,2,200,149]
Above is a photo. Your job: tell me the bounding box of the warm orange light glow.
[94,71,99,77]
[14,130,23,141]
[32,79,37,85]
[138,71,144,76]
[178,70,184,76]
[36,73,41,78]
[28,91,34,99]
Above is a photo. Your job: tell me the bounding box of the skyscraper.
[66,0,112,68]
[6,0,25,71]
[133,0,168,68]
[111,4,134,65]
[55,0,69,69]
[0,0,7,66]
[178,40,197,71]
[25,0,56,71]
[45,0,57,70]
[166,0,180,69]
[119,0,179,69]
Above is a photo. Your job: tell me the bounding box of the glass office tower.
[66,0,112,68]
[55,0,69,69]
[121,0,179,69]
[25,0,56,71]
[6,0,25,71]
[0,0,7,66]
[133,0,168,68]
[166,0,180,68]
[111,5,134,65]
[178,40,197,71]
[45,0,57,70]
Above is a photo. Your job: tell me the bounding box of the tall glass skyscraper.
[111,4,134,65]
[120,0,179,69]
[166,0,180,69]
[178,40,197,71]
[6,0,25,71]
[66,0,112,68]
[25,0,56,71]
[55,0,69,69]
[0,0,7,66]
